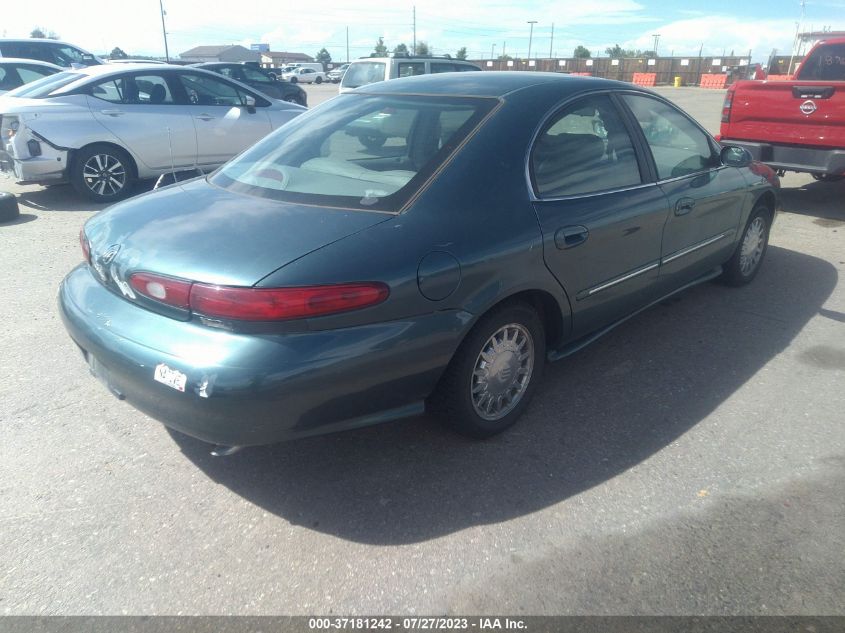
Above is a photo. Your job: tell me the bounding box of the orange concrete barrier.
[631,72,657,87]
[700,73,727,89]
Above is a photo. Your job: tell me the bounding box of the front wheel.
[719,204,771,286]
[289,77,297,84]
[315,76,323,84]
[70,145,134,203]
[430,302,545,438]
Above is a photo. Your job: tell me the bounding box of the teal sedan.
[59,72,779,453]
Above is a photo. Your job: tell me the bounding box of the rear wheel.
[71,144,134,203]
[719,203,771,286]
[430,302,545,438]
[289,77,297,84]
[315,76,323,84]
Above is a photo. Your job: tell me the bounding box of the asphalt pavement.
[0,81,843,615]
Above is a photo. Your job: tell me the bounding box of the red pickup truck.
[718,36,845,182]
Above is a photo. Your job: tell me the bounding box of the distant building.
[259,51,315,70]
[251,43,270,52]
[179,45,260,63]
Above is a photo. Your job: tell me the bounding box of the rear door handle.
[675,197,696,216]
[196,113,216,121]
[100,109,124,117]
[554,225,589,250]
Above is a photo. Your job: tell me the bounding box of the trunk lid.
[84,177,392,289]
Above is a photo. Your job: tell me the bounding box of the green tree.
[373,37,388,57]
[110,47,128,59]
[415,40,430,56]
[573,45,591,59]
[605,44,625,57]
[315,47,332,67]
[393,43,409,55]
[30,27,59,39]
[455,46,467,60]
[498,54,513,61]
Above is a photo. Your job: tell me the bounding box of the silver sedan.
[0,64,305,201]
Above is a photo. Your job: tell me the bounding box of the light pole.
[159,0,170,62]
[491,43,496,59]
[652,33,661,56]
[527,20,537,59]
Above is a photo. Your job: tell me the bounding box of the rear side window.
[798,44,845,81]
[212,94,496,212]
[4,71,79,97]
[341,62,386,89]
[398,62,425,77]
[531,94,642,198]
[89,74,174,104]
[622,94,717,180]
[17,65,56,83]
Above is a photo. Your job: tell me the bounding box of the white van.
[340,55,480,93]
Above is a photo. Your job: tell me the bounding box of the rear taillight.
[79,229,90,263]
[129,272,192,309]
[721,91,733,123]
[126,273,389,321]
[190,282,389,321]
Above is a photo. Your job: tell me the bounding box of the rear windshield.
[211,93,496,212]
[4,71,82,98]
[797,43,845,81]
[341,62,386,89]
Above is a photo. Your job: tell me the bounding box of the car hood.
[84,177,393,287]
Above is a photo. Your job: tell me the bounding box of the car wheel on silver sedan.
[71,144,134,202]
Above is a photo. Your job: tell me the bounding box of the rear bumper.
[59,264,468,447]
[721,139,845,175]
[0,141,68,184]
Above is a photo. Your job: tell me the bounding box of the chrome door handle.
[554,225,589,250]
[675,197,696,216]
[100,109,124,116]
[196,113,215,121]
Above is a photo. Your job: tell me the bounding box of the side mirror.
[244,94,256,113]
[720,145,752,168]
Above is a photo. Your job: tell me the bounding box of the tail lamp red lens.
[721,91,734,123]
[129,272,192,309]
[79,229,90,263]
[128,272,389,321]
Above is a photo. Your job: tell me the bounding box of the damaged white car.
[0,64,305,202]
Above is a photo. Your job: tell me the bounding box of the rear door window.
[431,63,458,73]
[89,74,175,104]
[531,94,643,198]
[398,62,425,77]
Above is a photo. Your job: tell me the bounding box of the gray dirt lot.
[0,82,843,615]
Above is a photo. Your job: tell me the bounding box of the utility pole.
[503,41,506,59]
[491,43,496,59]
[527,20,537,59]
[549,23,554,58]
[413,6,416,55]
[346,27,349,62]
[159,0,170,62]
[652,33,660,55]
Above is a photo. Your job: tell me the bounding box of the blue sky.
[4,0,844,62]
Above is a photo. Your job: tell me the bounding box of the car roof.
[0,57,63,69]
[353,71,636,98]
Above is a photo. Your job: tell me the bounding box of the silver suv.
[339,55,480,93]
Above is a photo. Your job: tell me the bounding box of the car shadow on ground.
[779,179,845,224]
[11,180,159,213]
[170,246,837,545]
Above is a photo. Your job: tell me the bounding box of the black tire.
[429,302,545,439]
[315,76,323,84]
[289,77,297,84]
[719,203,772,286]
[0,192,20,223]
[811,173,844,182]
[359,133,387,150]
[70,144,134,203]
